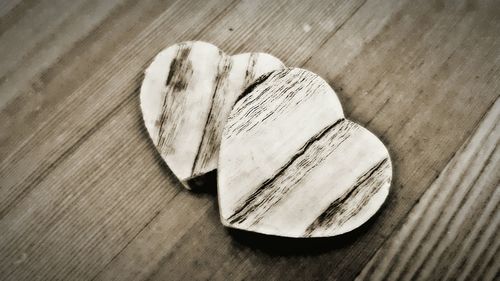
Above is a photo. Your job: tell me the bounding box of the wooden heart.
[140,41,284,189]
[218,68,392,237]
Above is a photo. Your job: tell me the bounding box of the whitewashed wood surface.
[0,0,499,280]
[140,41,283,188]
[219,68,392,237]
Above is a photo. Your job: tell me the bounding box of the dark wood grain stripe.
[227,68,324,137]
[305,157,390,236]
[156,42,193,152]
[227,118,350,225]
[243,52,258,86]
[233,68,274,104]
[142,42,283,185]
[191,52,232,176]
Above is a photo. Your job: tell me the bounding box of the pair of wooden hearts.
[140,41,392,238]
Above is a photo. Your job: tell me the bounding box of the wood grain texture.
[356,98,500,281]
[0,0,499,280]
[140,41,283,188]
[218,68,392,237]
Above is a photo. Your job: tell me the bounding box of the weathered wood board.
[0,0,499,280]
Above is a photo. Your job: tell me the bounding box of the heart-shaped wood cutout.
[218,68,392,237]
[140,41,284,189]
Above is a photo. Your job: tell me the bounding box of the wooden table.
[1,0,499,280]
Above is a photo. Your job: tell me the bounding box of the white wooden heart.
[140,41,284,189]
[218,68,392,237]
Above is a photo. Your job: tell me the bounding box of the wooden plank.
[0,0,90,106]
[2,0,372,278]
[0,0,179,160]
[0,0,32,27]
[0,0,128,109]
[0,0,237,216]
[199,1,500,280]
[93,0,499,280]
[146,0,500,280]
[0,0,239,280]
[356,98,500,281]
[0,99,180,281]
[0,0,499,280]
[93,190,216,281]
[0,0,366,227]
[0,0,21,16]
